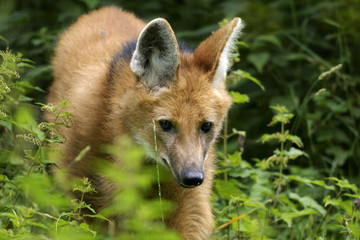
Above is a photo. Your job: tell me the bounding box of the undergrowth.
[0,46,178,239]
[212,38,360,239]
[1,0,360,238]
[213,103,360,239]
[1,41,359,240]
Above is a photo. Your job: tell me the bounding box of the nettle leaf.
[270,105,290,114]
[84,203,96,214]
[72,177,96,194]
[287,175,335,191]
[232,128,246,136]
[260,133,281,143]
[289,192,326,215]
[215,179,243,200]
[327,177,358,192]
[344,193,360,199]
[280,208,317,227]
[79,223,97,237]
[266,152,285,165]
[286,134,303,148]
[230,91,249,104]
[83,213,111,222]
[256,34,282,48]
[231,69,265,90]
[227,151,242,165]
[311,180,335,191]
[229,168,256,178]
[0,174,9,182]
[324,197,353,214]
[284,147,308,159]
[242,200,267,210]
[267,105,295,127]
[268,113,294,126]
[247,52,270,73]
[326,146,348,166]
[323,195,342,207]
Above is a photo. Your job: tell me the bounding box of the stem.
[13,163,34,206]
[236,201,240,239]
[316,190,343,235]
[78,192,84,216]
[153,119,164,223]
[273,122,285,208]
[4,163,35,228]
[214,208,258,232]
[223,118,228,181]
[261,201,272,240]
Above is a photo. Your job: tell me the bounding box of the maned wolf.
[47,6,243,239]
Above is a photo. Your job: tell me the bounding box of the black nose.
[180,171,204,188]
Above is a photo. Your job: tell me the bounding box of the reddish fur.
[47,6,238,239]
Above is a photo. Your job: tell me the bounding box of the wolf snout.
[180,169,204,188]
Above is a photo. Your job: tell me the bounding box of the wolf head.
[114,18,243,188]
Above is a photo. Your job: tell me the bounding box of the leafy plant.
[213,104,360,239]
[0,47,179,239]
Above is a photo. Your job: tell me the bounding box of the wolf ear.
[194,18,244,89]
[130,18,180,90]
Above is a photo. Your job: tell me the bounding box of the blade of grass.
[153,119,164,223]
[213,208,258,232]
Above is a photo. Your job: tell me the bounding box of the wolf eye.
[200,122,213,133]
[159,120,174,132]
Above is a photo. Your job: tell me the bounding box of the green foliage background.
[1,0,359,239]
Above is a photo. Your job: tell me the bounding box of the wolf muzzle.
[179,168,204,188]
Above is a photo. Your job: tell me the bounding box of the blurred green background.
[1,0,359,185]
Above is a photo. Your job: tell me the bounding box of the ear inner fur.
[130,18,180,90]
[193,18,244,89]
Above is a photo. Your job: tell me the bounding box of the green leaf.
[230,91,249,103]
[232,128,246,137]
[0,36,8,44]
[18,95,33,102]
[47,136,64,144]
[326,146,348,166]
[268,108,294,126]
[270,105,290,114]
[343,193,360,199]
[256,35,282,48]
[0,120,12,131]
[310,180,335,191]
[247,52,270,73]
[289,192,326,215]
[280,208,317,227]
[286,135,303,148]
[284,147,308,159]
[232,70,265,90]
[227,151,241,165]
[215,179,243,200]
[326,177,358,192]
[84,203,96,214]
[260,133,280,143]
[78,0,100,9]
[322,18,341,28]
[0,174,9,182]
[236,40,249,48]
[79,223,97,237]
[324,195,342,207]
[72,177,96,194]
[83,213,111,222]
